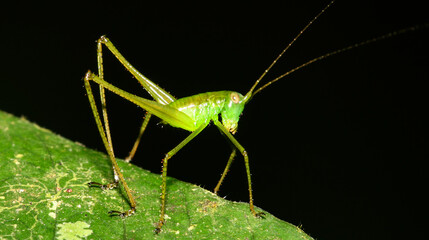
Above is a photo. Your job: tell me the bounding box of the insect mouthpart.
[223,120,238,134]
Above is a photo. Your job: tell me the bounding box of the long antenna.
[252,24,428,96]
[243,0,336,103]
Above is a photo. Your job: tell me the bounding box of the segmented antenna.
[252,23,428,96]
[243,0,336,103]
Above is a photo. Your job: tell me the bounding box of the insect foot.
[154,220,165,234]
[255,211,266,218]
[87,181,118,190]
[108,207,136,218]
[250,204,265,218]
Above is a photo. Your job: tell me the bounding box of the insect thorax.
[169,91,245,133]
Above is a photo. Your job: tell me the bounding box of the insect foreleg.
[213,119,264,218]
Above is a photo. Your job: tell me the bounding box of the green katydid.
[84,0,424,233]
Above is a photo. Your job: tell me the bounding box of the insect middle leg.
[155,123,208,234]
[125,112,152,162]
[214,149,237,194]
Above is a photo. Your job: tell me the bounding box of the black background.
[1,1,428,239]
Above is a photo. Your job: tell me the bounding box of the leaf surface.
[0,110,314,239]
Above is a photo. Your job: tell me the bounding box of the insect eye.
[230,92,240,103]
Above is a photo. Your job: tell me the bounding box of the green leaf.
[0,110,314,239]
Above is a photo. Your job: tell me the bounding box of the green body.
[168,91,245,133]
[84,36,260,234]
